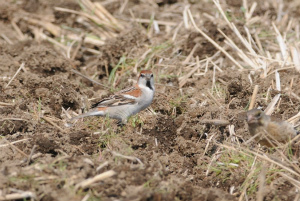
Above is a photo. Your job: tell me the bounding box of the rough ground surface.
[1,0,300,201]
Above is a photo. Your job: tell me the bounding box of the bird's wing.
[91,86,141,108]
[116,86,137,94]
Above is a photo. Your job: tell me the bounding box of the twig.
[71,69,109,89]
[244,132,262,145]
[290,92,300,101]
[287,111,300,123]
[23,17,61,36]
[257,164,267,201]
[199,119,230,126]
[207,91,222,107]
[129,18,177,26]
[94,1,124,29]
[52,155,70,165]
[39,32,68,51]
[1,34,13,44]
[212,0,233,29]
[62,107,72,119]
[0,118,27,121]
[289,131,300,145]
[183,5,190,29]
[54,6,118,32]
[0,191,36,201]
[75,170,116,190]
[206,148,222,176]
[119,0,128,14]
[11,20,26,40]
[275,70,281,91]
[71,34,85,60]
[272,22,287,58]
[266,66,295,78]
[84,48,101,54]
[111,151,144,166]
[5,63,25,88]
[187,9,244,69]
[41,116,66,133]
[2,138,28,158]
[0,139,29,148]
[96,161,109,172]
[134,48,152,73]
[67,40,77,59]
[34,175,59,181]
[228,124,240,144]
[182,44,199,64]
[218,28,258,70]
[27,145,37,165]
[291,46,300,72]
[278,172,300,188]
[254,31,264,53]
[264,94,281,115]
[203,134,215,156]
[81,194,90,201]
[178,63,200,88]
[172,21,183,41]
[249,85,259,110]
[0,102,14,106]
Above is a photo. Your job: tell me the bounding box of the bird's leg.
[117,119,126,127]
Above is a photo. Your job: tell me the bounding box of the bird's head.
[138,70,154,91]
[246,108,267,126]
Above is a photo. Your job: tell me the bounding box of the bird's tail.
[70,109,105,121]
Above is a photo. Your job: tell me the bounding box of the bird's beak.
[247,115,256,123]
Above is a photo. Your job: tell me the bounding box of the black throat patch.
[146,81,153,90]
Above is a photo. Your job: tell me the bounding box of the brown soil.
[0,0,300,201]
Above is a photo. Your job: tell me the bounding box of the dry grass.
[2,0,300,200]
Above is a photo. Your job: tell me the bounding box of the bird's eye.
[150,74,153,77]
[255,112,261,118]
[140,74,145,77]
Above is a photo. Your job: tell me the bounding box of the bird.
[71,70,155,125]
[246,108,297,147]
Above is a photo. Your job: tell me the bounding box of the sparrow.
[246,108,297,147]
[71,70,155,125]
